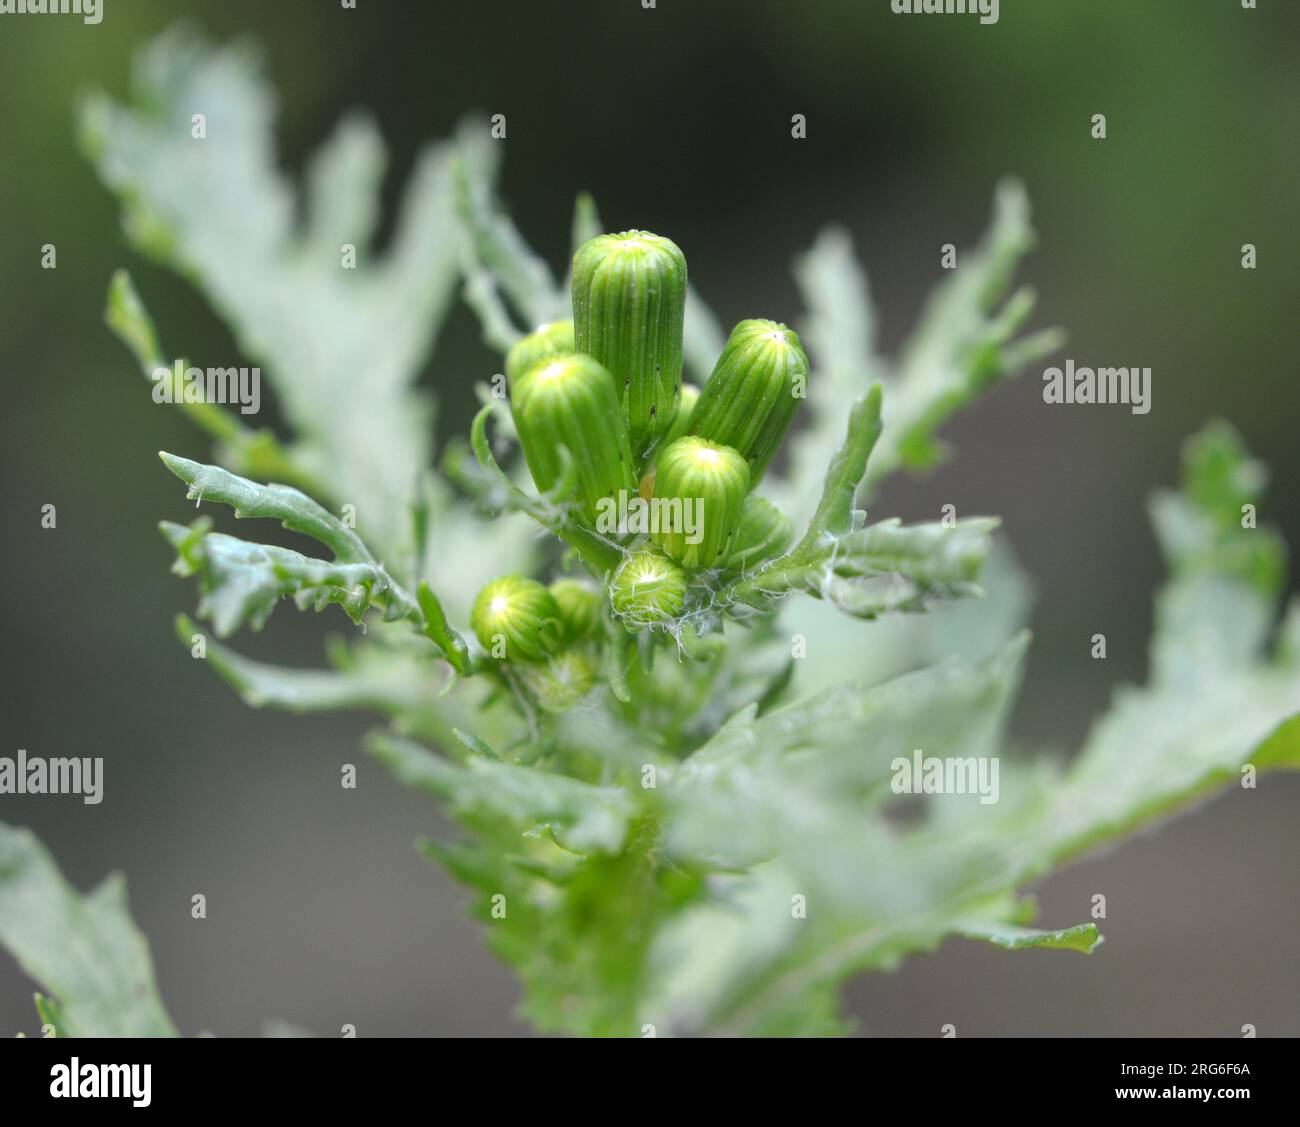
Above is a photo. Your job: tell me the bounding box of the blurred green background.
[1,0,1296,1035]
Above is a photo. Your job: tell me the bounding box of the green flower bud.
[470,575,563,663]
[651,436,750,570]
[610,551,687,627]
[517,649,597,713]
[548,578,602,643]
[572,230,687,462]
[659,382,700,453]
[687,319,810,484]
[726,495,794,568]
[637,384,700,501]
[505,319,574,387]
[511,353,636,518]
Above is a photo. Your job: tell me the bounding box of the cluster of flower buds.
[469,574,602,712]
[469,230,810,706]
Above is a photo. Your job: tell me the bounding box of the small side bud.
[726,495,794,568]
[517,649,598,713]
[658,382,700,453]
[505,319,575,387]
[651,436,750,570]
[511,353,636,518]
[687,319,810,484]
[572,230,687,463]
[610,551,687,627]
[470,576,563,663]
[548,578,602,643]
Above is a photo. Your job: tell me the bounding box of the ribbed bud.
[572,230,687,462]
[505,319,574,387]
[687,319,810,484]
[470,575,563,663]
[659,382,700,452]
[517,649,597,713]
[511,353,636,517]
[726,495,794,568]
[651,437,750,570]
[638,384,700,501]
[548,578,601,643]
[610,551,687,627]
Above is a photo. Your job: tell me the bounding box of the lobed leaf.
[161,520,416,637]
[0,825,177,1037]
[778,180,1063,522]
[83,29,494,566]
[160,452,373,563]
[452,154,566,347]
[645,422,1300,1034]
[722,387,995,620]
[368,732,634,855]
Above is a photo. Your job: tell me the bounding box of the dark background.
[1,0,1297,1036]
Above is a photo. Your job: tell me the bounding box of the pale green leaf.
[160,453,371,563]
[83,28,492,565]
[452,154,565,346]
[161,520,416,636]
[956,919,1103,955]
[778,180,1063,522]
[368,732,635,854]
[647,423,1300,1035]
[106,273,310,491]
[0,824,177,1037]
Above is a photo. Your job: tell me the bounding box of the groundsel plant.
[2,30,1297,1038]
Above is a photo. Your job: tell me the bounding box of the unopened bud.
[610,551,687,627]
[687,319,809,484]
[660,382,700,451]
[470,575,563,663]
[505,319,575,387]
[572,230,687,463]
[511,353,636,518]
[651,436,750,570]
[548,578,602,643]
[726,495,794,568]
[518,649,597,713]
